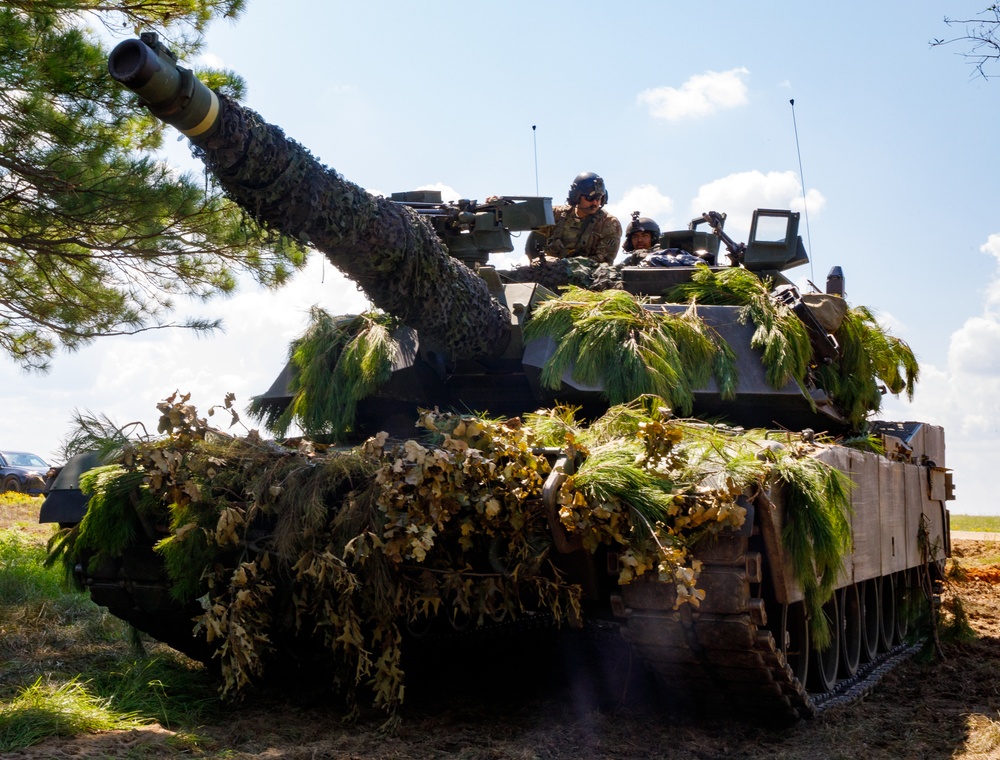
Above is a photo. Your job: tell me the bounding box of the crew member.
[621,212,662,265]
[621,211,703,267]
[525,172,622,264]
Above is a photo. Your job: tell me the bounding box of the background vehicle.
[1,450,49,495]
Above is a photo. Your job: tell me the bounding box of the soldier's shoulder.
[599,209,622,231]
[552,204,572,217]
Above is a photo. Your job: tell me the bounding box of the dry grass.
[0,495,50,538]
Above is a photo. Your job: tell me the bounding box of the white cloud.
[874,309,906,335]
[948,316,1000,376]
[415,183,461,202]
[605,184,675,232]
[638,68,750,122]
[197,52,225,69]
[882,232,1000,513]
[689,170,825,240]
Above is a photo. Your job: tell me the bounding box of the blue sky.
[2,1,999,513]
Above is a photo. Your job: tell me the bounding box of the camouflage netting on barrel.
[50,394,853,716]
[193,95,510,359]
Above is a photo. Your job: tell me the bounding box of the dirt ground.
[4,505,1000,759]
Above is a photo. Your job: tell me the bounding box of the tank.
[40,33,955,723]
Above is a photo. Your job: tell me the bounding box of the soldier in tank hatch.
[621,211,703,267]
[620,212,661,263]
[525,172,622,265]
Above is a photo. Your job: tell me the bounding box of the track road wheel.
[808,592,840,693]
[840,584,862,678]
[879,574,897,652]
[895,570,911,642]
[781,602,809,687]
[860,577,880,663]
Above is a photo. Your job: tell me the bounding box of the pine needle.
[815,306,919,428]
[523,287,736,413]
[666,266,811,391]
[772,453,853,647]
[249,308,396,442]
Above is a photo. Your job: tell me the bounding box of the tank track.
[615,533,923,723]
[77,534,921,722]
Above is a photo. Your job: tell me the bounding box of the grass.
[0,493,49,537]
[0,677,144,751]
[951,514,1000,533]
[0,511,221,752]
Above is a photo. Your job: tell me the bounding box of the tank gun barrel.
[108,35,512,360]
[108,34,220,142]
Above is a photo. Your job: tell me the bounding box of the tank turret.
[110,34,856,438]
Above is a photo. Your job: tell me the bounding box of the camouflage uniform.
[535,204,622,265]
[193,95,511,361]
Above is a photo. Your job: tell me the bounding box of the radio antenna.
[789,99,815,282]
[532,125,539,195]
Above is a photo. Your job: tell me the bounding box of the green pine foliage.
[666,265,812,390]
[0,1,305,370]
[816,306,919,428]
[45,466,150,578]
[522,287,737,413]
[248,308,396,441]
[666,265,920,429]
[771,454,853,648]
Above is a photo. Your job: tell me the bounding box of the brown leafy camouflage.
[193,95,511,359]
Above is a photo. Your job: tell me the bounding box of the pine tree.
[0,1,306,370]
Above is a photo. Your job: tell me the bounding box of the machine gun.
[389,192,553,267]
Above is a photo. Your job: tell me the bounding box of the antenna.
[789,99,815,282]
[532,125,539,195]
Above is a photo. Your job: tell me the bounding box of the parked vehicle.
[0,451,49,495]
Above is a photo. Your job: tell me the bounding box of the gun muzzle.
[108,35,220,142]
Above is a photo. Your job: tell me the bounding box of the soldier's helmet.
[623,211,661,252]
[567,172,608,206]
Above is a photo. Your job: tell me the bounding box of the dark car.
[0,450,50,495]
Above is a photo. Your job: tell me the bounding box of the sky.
[2,1,999,513]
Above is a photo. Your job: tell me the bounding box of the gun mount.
[389,191,553,267]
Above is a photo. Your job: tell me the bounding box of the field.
[951,514,1000,533]
[3,496,1000,759]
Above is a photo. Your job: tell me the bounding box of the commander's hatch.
[742,209,809,274]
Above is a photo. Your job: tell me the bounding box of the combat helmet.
[567,172,608,206]
[623,211,661,252]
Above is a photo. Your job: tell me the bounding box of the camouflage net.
[501,257,623,291]
[194,96,511,360]
[50,394,852,715]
